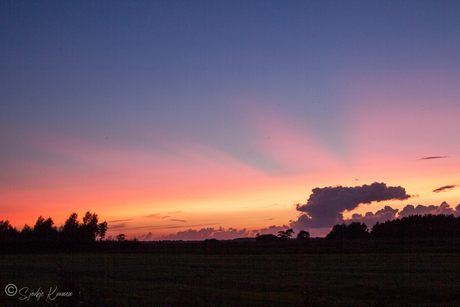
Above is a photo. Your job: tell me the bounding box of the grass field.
[1,253,459,306]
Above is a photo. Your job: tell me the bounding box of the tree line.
[326,214,460,240]
[2,212,460,253]
[0,211,108,253]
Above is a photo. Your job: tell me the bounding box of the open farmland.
[1,252,459,306]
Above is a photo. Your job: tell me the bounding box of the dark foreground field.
[1,252,459,307]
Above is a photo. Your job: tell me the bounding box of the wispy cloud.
[433,185,457,193]
[109,223,127,229]
[143,214,162,218]
[420,156,449,160]
[170,219,187,223]
[107,219,133,223]
[125,223,219,231]
[144,214,171,219]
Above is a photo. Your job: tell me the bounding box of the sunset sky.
[1,1,460,240]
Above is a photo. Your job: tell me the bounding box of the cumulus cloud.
[348,206,399,226]
[433,185,457,193]
[293,182,411,229]
[345,202,460,228]
[399,204,436,216]
[399,201,458,217]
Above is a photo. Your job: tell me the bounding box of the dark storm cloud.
[433,185,457,193]
[420,156,448,160]
[293,182,410,229]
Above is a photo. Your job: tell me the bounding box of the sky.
[1,0,460,240]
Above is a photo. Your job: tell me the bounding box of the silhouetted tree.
[33,216,58,239]
[371,214,460,239]
[20,224,33,246]
[22,224,32,235]
[0,220,18,242]
[98,221,108,240]
[60,212,108,250]
[277,229,294,239]
[116,234,126,242]
[326,224,347,240]
[347,222,369,239]
[0,220,13,232]
[1,212,109,253]
[0,220,20,252]
[31,216,59,250]
[62,213,80,238]
[296,230,310,240]
[60,212,83,250]
[326,222,369,240]
[81,211,100,242]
